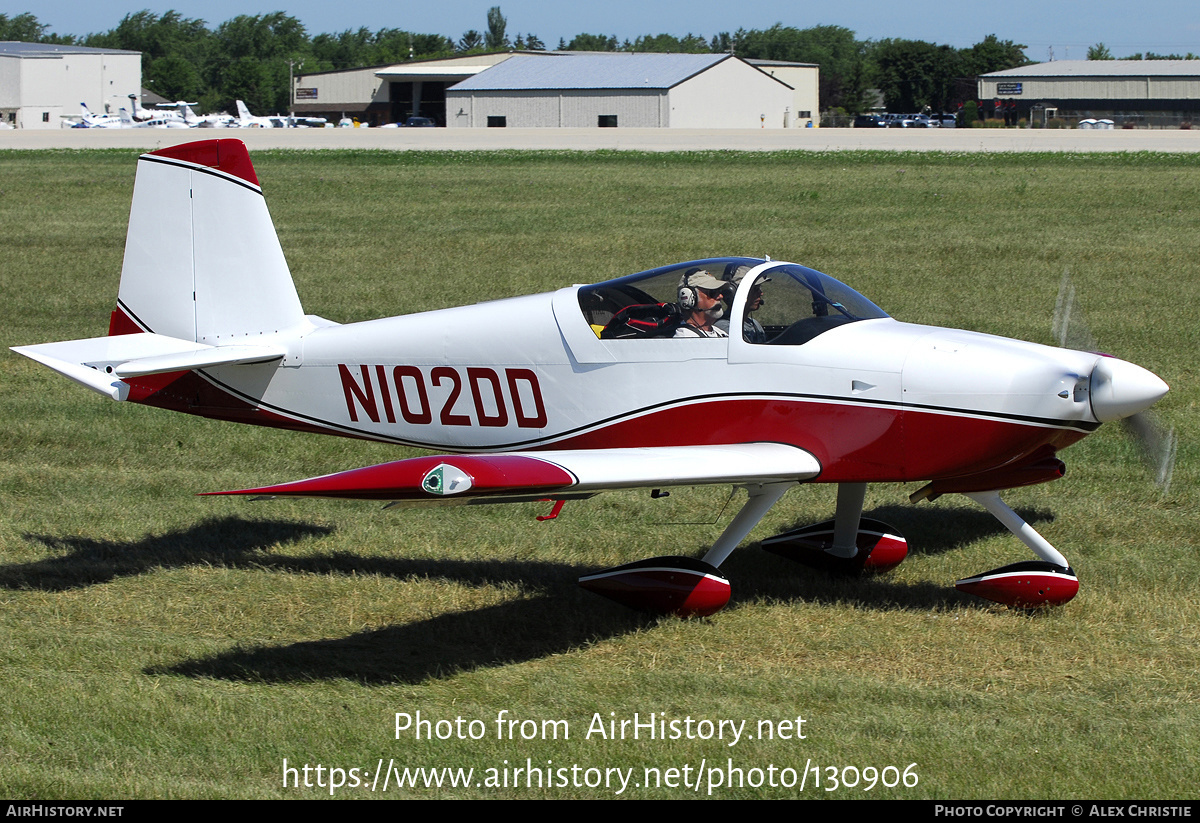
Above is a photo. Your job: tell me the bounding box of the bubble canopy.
[577,258,889,344]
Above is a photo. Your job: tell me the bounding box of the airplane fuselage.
[116,258,1105,485]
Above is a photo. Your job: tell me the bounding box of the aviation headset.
[678,268,720,311]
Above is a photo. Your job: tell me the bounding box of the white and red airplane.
[12,140,1171,617]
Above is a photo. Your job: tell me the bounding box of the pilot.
[674,268,728,338]
[716,271,769,343]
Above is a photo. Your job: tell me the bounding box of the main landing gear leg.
[578,482,796,617]
[955,490,1079,607]
[701,482,796,568]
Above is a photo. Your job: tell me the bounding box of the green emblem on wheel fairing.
[422,466,444,494]
[421,463,473,496]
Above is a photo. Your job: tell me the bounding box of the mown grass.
[0,149,1197,798]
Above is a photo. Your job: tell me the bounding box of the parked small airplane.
[233,100,326,129]
[62,97,161,129]
[116,106,190,129]
[232,100,276,128]
[154,101,233,129]
[62,102,124,129]
[11,140,1171,617]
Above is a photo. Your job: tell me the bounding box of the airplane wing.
[205,443,821,505]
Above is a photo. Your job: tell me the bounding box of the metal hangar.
[445,52,797,128]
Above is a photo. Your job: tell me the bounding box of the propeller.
[1052,270,1176,494]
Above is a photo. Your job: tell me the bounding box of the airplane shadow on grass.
[11,505,1055,685]
[12,517,336,591]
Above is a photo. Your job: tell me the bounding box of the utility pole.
[288,59,298,114]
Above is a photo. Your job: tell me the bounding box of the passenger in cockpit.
[717,270,769,344]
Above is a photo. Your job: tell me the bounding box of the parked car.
[404,117,436,127]
[853,114,888,128]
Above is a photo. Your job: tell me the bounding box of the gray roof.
[746,58,819,69]
[0,41,139,57]
[450,52,731,91]
[984,60,1200,78]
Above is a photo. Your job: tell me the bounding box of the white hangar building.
[979,60,1200,125]
[0,41,141,129]
[747,59,820,127]
[446,52,798,128]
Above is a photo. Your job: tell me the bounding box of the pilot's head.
[678,268,726,318]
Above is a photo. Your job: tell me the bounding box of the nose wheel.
[955,560,1078,608]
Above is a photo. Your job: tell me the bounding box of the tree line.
[1,7,1048,116]
[1086,42,1198,61]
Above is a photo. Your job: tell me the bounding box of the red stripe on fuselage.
[108,306,142,336]
[122,369,349,437]
[121,367,1087,483]
[535,398,1086,482]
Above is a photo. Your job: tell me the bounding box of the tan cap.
[679,268,726,292]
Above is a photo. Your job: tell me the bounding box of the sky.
[8,0,1200,59]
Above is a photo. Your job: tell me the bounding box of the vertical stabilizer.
[115,139,304,344]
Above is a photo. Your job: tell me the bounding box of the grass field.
[1,148,1197,799]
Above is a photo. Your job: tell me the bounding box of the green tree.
[963,99,978,127]
[630,33,710,53]
[208,13,308,113]
[872,38,962,112]
[215,57,276,113]
[2,12,46,41]
[411,33,455,56]
[485,6,508,50]
[309,28,450,69]
[710,32,733,54]
[961,34,1030,75]
[146,54,205,100]
[87,10,210,59]
[1,11,74,42]
[375,29,453,61]
[1087,42,1114,60]
[86,11,212,105]
[566,33,618,51]
[310,27,372,70]
[212,12,306,61]
[458,30,483,52]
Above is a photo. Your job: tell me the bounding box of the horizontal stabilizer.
[208,443,821,502]
[12,333,285,400]
[113,344,284,377]
[10,343,130,401]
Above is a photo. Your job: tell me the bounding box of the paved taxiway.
[4,127,1200,153]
